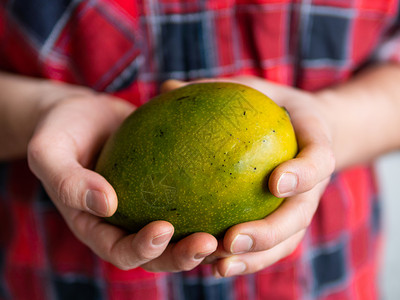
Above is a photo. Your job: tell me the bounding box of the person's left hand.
[162,76,335,277]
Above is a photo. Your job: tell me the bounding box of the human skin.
[1,63,399,277]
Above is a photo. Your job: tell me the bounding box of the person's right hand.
[27,87,218,271]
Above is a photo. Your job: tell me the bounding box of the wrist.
[314,88,344,170]
[315,64,400,170]
[35,80,95,120]
[0,72,96,160]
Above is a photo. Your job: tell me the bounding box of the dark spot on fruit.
[273,130,276,133]
[176,96,190,101]
[156,129,164,137]
[254,167,257,170]
[230,173,232,175]
[169,208,177,211]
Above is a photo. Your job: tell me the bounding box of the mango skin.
[95,82,298,241]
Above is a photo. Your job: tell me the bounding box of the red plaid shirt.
[1,0,399,299]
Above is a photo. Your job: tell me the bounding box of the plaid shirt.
[0,0,399,299]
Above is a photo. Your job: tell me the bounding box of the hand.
[27,87,218,272]
[162,77,335,277]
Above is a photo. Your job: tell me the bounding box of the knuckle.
[112,259,135,271]
[110,249,139,271]
[309,161,319,178]
[56,175,73,207]
[56,172,83,209]
[69,213,90,238]
[261,226,282,250]
[27,137,45,168]
[326,150,336,174]
[299,163,318,191]
[317,144,336,175]
[173,257,194,272]
[133,238,161,263]
[134,248,155,262]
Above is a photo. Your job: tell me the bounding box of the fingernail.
[194,250,214,261]
[225,261,246,277]
[86,190,109,216]
[152,231,173,246]
[277,172,298,195]
[230,234,254,254]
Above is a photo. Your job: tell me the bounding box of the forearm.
[318,63,400,170]
[0,72,91,160]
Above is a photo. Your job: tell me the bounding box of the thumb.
[27,96,130,216]
[28,137,118,217]
[160,79,187,93]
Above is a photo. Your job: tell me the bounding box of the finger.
[42,160,118,217]
[269,145,335,198]
[224,179,328,254]
[160,79,186,93]
[28,137,115,217]
[220,75,286,99]
[65,208,175,270]
[201,242,232,264]
[269,110,335,198]
[28,97,133,216]
[213,230,305,277]
[28,136,118,216]
[217,76,335,197]
[142,232,218,272]
[160,78,242,93]
[31,96,134,167]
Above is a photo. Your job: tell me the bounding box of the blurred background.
[376,152,400,299]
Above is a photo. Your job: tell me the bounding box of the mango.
[95,82,298,241]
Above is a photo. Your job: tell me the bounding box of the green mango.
[95,82,298,241]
